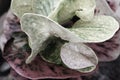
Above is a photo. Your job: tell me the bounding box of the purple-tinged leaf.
[87,29,120,61]
[10,69,29,80]
[87,0,120,62]
[3,36,82,79]
[0,11,21,51]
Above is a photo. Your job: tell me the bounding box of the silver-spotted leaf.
[70,15,119,43]
[60,42,98,73]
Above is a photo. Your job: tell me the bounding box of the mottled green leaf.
[41,38,64,64]
[11,0,60,18]
[70,15,119,43]
[60,42,98,73]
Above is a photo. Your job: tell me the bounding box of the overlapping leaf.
[11,0,96,23]
[21,13,83,64]
[86,0,120,62]
[20,12,119,72]
[61,43,98,73]
[1,13,82,79]
[3,33,81,79]
[20,13,99,73]
[49,0,96,23]
[70,15,119,42]
[11,0,119,74]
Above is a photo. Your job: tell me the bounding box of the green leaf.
[11,0,60,18]
[75,0,96,21]
[41,38,64,64]
[11,0,33,18]
[60,42,98,73]
[70,15,119,43]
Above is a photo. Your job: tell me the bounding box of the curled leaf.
[21,13,119,63]
[21,13,83,63]
[11,0,96,24]
[21,14,51,64]
[60,42,98,73]
[49,0,96,23]
[70,15,119,42]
